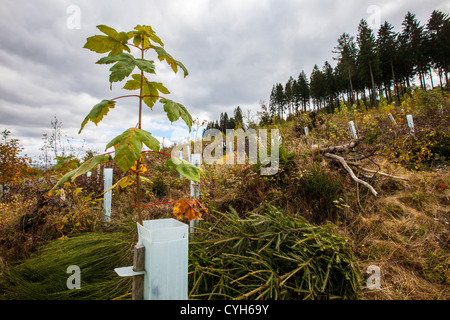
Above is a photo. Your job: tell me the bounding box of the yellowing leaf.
[102,174,136,195]
[83,25,130,56]
[105,128,159,173]
[124,74,170,109]
[49,154,110,196]
[131,158,148,175]
[79,100,116,134]
[152,46,188,78]
[128,25,164,48]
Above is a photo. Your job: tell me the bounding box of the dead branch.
[324,153,378,197]
[311,138,364,155]
[347,161,410,182]
[313,137,407,196]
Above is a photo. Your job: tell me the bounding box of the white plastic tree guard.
[103,168,113,222]
[138,219,188,300]
[190,154,201,233]
[304,127,309,136]
[348,121,358,139]
[115,219,188,300]
[406,114,415,135]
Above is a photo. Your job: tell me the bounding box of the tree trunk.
[419,71,424,90]
[369,64,378,109]
[422,72,427,91]
[390,60,399,104]
[384,84,389,102]
[445,69,449,91]
[429,68,434,89]
[439,68,444,92]
[348,67,354,105]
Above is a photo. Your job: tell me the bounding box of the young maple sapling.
[49,25,205,225]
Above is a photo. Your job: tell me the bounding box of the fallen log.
[311,138,364,155]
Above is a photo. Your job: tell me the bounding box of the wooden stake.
[132,244,145,300]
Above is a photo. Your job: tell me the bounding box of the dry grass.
[1,95,449,300]
[213,112,450,300]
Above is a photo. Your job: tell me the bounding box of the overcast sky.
[0,0,448,163]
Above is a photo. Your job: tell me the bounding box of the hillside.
[0,88,448,300]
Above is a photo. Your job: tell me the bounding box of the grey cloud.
[0,0,447,161]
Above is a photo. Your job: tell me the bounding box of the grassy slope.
[0,88,448,300]
[258,90,450,299]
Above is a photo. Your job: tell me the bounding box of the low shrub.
[296,163,342,223]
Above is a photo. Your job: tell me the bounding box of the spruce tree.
[427,10,450,90]
[377,21,399,101]
[298,71,310,112]
[333,33,358,105]
[357,19,381,108]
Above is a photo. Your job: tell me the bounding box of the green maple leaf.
[96,53,155,83]
[160,98,192,131]
[79,99,116,134]
[166,157,203,182]
[152,46,189,78]
[123,74,170,109]
[48,154,111,195]
[105,128,160,172]
[84,25,130,56]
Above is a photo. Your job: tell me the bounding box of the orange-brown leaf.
[173,198,207,221]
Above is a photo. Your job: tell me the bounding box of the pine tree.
[234,106,244,128]
[427,10,450,90]
[269,85,278,118]
[323,61,336,113]
[297,71,310,112]
[290,79,301,114]
[219,112,224,132]
[377,21,399,101]
[223,112,229,132]
[333,33,358,105]
[357,19,381,108]
[285,77,295,116]
[401,12,430,90]
[310,65,326,111]
[272,83,285,119]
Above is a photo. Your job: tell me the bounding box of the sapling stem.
[135,43,145,226]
